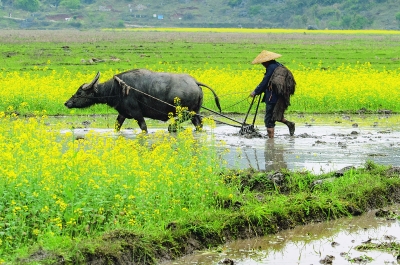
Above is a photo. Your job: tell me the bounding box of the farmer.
[250,50,296,138]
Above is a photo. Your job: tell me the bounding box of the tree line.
[2,0,95,12]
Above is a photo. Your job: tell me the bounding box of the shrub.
[15,0,40,12]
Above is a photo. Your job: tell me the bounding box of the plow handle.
[251,94,262,126]
[242,96,255,128]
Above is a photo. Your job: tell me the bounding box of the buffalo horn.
[82,71,100,90]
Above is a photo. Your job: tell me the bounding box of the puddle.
[59,114,400,174]
[161,206,400,265]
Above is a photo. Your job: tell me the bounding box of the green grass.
[1,30,400,73]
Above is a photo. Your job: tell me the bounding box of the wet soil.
[161,206,400,265]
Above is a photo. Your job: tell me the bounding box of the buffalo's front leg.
[191,114,203,131]
[115,114,126,131]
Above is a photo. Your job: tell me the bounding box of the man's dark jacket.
[253,60,282,104]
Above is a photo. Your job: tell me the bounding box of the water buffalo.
[64,69,221,132]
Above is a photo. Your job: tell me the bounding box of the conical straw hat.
[251,50,282,64]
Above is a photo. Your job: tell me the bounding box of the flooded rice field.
[161,206,400,265]
[59,113,400,175]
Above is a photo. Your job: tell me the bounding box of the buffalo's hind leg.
[115,114,126,131]
[191,114,203,131]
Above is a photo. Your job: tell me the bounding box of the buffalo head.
[64,72,101,109]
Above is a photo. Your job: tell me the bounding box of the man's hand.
[250,91,256,97]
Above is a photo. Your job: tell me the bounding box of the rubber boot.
[282,119,295,136]
[267,128,275,138]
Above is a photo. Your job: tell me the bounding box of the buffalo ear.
[82,71,101,91]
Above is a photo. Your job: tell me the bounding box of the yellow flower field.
[1,62,398,115]
[0,115,226,256]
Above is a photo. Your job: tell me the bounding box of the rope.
[222,97,251,112]
[217,91,250,98]
[114,75,176,109]
[114,75,203,119]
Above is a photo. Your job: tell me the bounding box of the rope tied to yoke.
[114,75,176,109]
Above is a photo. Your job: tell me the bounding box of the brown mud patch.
[3,30,399,44]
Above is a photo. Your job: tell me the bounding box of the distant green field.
[1,29,400,73]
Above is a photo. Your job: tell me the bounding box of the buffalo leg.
[191,114,203,130]
[136,117,148,133]
[115,114,126,131]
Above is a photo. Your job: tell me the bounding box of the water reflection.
[264,139,287,172]
[220,136,293,172]
[214,124,400,174]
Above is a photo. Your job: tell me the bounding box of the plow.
[200,94,264,137]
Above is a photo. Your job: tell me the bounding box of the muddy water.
[212,122,400,174]
[161,207,400,265]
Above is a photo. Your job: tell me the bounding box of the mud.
[161,206,400,265]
